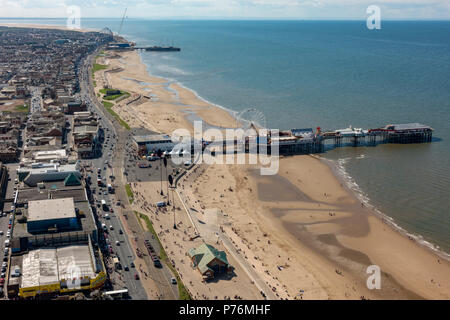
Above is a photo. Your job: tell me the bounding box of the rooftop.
[28,198,76,222]
[133,134,172,144]
[20,245,96,289]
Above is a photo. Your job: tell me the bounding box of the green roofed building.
[188,243,233,280]
[64,172,81,186]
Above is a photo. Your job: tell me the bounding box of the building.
[188,243,233,280]
[27,198,78,234]
[17,162,81,187]
[14,181,98,246]
[7,244,106,298]
[382,123,433,133]
[66,101,87,114]
[132,134,175,154]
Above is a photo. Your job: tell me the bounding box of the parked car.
[171,277,177,285]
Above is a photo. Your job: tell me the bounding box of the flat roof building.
[132,134,175,153]
[27,198,78,233]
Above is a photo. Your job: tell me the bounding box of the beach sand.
[93,50,239,135]
[178,156,450,299]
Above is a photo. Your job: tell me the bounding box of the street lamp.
[157,149,163,196]
[168,174,176,230]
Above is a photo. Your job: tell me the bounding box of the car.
[109,225,113,230]
[118,229,123,234]
[124,265,129,271]
[1,257,6,262]
[115,241,120,246]
[0,231,3,236]
[170,277,177,285]
[1,267,5,273]
[130,262,135,268]
[134,273,140,280]
[3,248,8,254]
[2,262,6,268]
[1,273,5,279]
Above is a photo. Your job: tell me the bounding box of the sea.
[1,18,449,256]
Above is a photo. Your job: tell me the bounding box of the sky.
[0,0,449,20]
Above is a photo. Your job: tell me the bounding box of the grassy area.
[135,211,192,300]
[14,104,29,113]
[93,63,108,72]
[100,88,129,101]
[101,100,130,130]
[93,80,97,87]
[125,184,134,204]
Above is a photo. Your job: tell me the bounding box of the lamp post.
[157,149,163,196]
[168,174,176,229]
[163,156,169,205]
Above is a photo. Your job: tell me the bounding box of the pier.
[205,123,434,156]
[133,46,181,52]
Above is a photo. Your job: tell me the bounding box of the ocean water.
[2,19,449,254]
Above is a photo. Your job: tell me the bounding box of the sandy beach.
[91,47,450,300]
[93,50,238,135]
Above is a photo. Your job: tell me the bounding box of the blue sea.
[2,18,449,254]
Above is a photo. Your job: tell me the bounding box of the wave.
[326,157,450,261]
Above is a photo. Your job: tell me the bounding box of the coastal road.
[79,50,148,300]
[80,49,177,300]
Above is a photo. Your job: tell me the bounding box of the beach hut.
[188,243,233,280]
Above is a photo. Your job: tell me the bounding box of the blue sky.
[0,0,449,19]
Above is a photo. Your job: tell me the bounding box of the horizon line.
[1,17,450,21]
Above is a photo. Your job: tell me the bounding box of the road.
[79,50,178,299]
[79,51,148,300]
